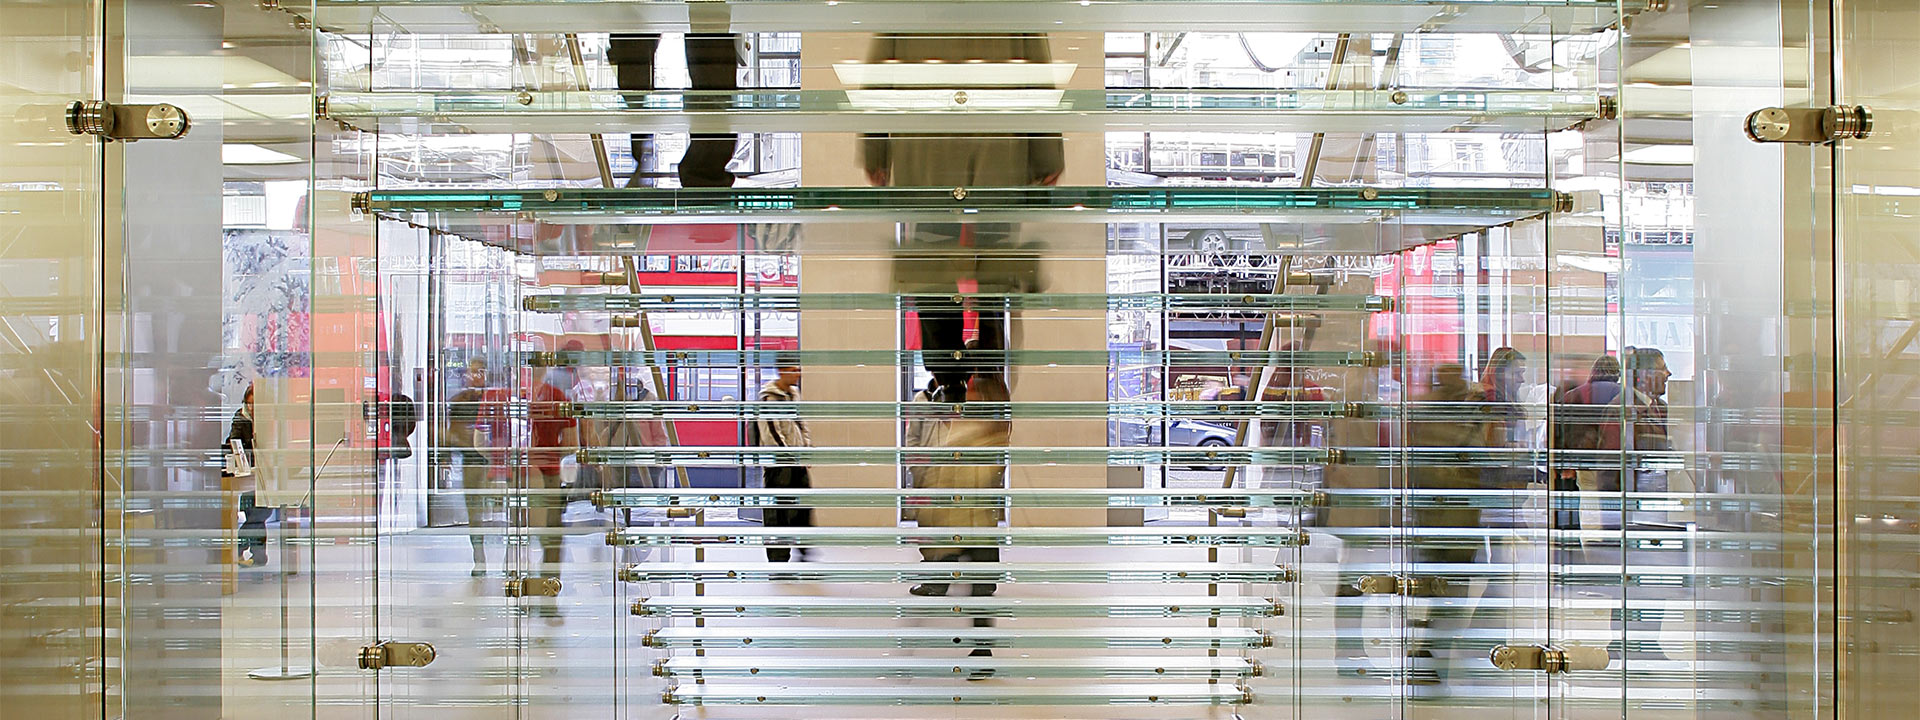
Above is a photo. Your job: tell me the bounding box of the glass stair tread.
[655,656,1260,678]
[313,0,1641,35]
[362,186,1565,256]
[97,446,1862,472]
[1324,526,1805,547]
[575,445,1795,469]
[581,445,1328,466]
[641,626,1270,649]
[324,88,1605,135]
[663,683,1250,706]
[63,399,1862,426]
[524,291,1393,313]
[632,596,1281,618]
[564,398,1789,423]
[657,685,1762,710]
[1306,562,1819,584]
[618,562,1294,583]
[606,526,1307,547]
[595,487,1825,511]
[595,488,1313,509]
[526,347,1383,369]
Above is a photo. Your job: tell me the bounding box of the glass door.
[1,0,106,716]
[1835,0,1920,716]
[102,0,350,715]
[1569,1,1839,718]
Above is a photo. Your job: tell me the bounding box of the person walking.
[224,385,273,568]
[861,33,1062,404]
[752,364,813,562]
[599,375,671,490]
[909,375,1010,597]
[908,375,1010,680]
[528,342,583,578]
[902,378,942,523]
[608,33,741,188]
[445,358,498,576]
[1402,364,1493,693]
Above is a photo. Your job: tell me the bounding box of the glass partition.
[23,0,1891,718]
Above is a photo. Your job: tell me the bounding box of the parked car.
[1168,420,1236,471]
[1109,418,1237,471]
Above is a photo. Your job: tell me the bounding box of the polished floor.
[197,474,1788,720]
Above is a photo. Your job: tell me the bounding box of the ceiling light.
[223,144,301,165]
[1621,145,1693,165]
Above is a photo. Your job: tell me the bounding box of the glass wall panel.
[311,19,1625,720]
[1,0,105,717]
[1837,1,1920,719]
[104,0,336,717]
[45,0,1904,719]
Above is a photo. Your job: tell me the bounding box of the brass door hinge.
[1354,574,1450,597]
[505,574,562,598]
[65,100,191,141]
[1488,644,1610,673]
[1745,105,1873,144]
[358,641,437,670]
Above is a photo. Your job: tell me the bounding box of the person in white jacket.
[752,365,812,562]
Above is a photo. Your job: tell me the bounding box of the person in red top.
[528,341,583,576]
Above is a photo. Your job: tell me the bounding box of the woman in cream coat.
[910,375,1010,597]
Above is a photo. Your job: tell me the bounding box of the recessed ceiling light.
[1621,145,1692,165]
[223,144,301,165]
